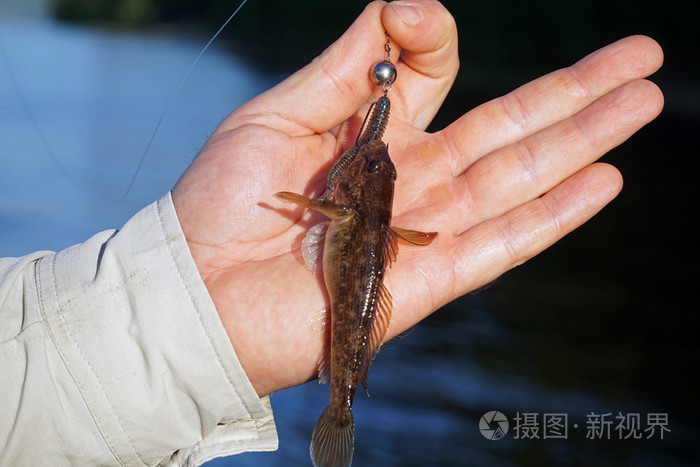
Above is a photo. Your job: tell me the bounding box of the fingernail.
[391,2,424,27]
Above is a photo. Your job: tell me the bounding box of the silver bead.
[370,60,397,86]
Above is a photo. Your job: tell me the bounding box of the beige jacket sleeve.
[0,192,278,466]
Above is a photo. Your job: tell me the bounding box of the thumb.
[223,1,388,136]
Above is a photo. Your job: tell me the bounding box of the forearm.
[0,193,277,466]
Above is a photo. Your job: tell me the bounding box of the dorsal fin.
[313,308,331,384]
[382,224,398,268]
[317,349,331,385]
[359,281,393,394]
[357,225,396,394]
[369,281,393,359]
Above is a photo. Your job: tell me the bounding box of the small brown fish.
[275,98,436,467]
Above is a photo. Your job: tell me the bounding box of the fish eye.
[367,160,380,173]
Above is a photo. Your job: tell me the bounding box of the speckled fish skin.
[310,138,397,467]
[274,96,436,467]
[323,139,396,404]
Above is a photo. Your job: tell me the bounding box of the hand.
[171,0,663,397]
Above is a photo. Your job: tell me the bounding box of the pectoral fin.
[391,226,438,246]
[302,222,328,274]
[274,191,353,220]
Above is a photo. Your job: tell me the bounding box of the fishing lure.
[320,33,397,200]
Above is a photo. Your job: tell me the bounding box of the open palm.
[171,0,663,397]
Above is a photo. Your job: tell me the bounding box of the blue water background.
[1,2,696,466]
[0,4,275,257]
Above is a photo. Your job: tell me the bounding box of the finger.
[442,35,664,175]
[456,78,663,227]
[221,1,388,137]
[449,162,624,300]
[381,0,459,129]
[382,163,622,339]
[221,1,458,137]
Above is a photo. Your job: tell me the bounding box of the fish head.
[357,140,396,181]
[333,140,396,206]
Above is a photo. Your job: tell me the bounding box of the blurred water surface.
[1,1,697,466]
[0,1,274,256]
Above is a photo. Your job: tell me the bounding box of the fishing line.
[115,0,250,202]
[0,0,250,202]
[0,31,86,193]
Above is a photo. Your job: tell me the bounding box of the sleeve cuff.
[36,192,278,466]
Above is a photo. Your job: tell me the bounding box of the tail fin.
[310,406,354,467]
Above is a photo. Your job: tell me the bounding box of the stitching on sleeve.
[156,197,255,420]
[180,417,277,467]
[43,252,144,466]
